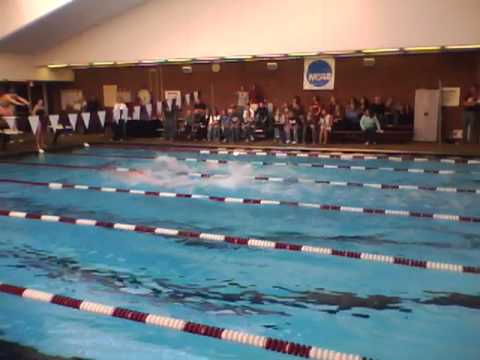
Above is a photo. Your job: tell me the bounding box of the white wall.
[0,0,73,39]
[0,53,73,81]
[35,0,480,65]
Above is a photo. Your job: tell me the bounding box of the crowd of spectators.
[165,85,414,145]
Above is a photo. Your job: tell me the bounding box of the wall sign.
[441,87,460,107]
[303,57,335,90]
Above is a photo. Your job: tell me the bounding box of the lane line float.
[0,282,370,360]
[0,208,477,274]
[1,178,479,224]
[60,153,459,175]
[92,144,480,165]
[182,172,480,195]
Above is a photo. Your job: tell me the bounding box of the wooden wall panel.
[47,51,480,138]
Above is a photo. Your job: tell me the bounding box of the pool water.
[0,146,479,360]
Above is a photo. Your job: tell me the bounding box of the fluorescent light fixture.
[445,44,480,50]
[92,61,115,66]
[195,56,221,61]
[47,64,68,69]
[362,48,400,53]
[323,50,356,55]
[287,52,318,56]
[224,55,253,60]
[404,46,441,52]
[116,61,138,66]
[258,53,287,58]
[139,59,164,64]
[69,63,89,67]
[166,58,192,62]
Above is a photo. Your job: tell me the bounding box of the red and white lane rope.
[0,208,478,275]
[1,160,476,195]
[183,172,480,195]
[63,153,458,175]
[93,144,480,165]
[1,178,480,224]
[0,282,370,360]
[196,148,480,165]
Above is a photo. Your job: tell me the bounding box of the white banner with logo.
[303,57,335,90]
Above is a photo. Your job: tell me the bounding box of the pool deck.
[1,133,480,158]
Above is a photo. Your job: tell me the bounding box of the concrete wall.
[35,0,480,65]
[0,53,73,81]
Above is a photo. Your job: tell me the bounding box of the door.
[414,89,440,142]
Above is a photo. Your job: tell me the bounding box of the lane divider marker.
[0,208,478,275]
[1,160,477,195]
[62,153,459,175]
[0,282,371,360]
[92,144,480,165]
[1,178,479,224]
[182,172,480,195]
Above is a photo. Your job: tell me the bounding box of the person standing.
[113,96,128,141]
[360,108,383,145]
[164,98,179,141]
[236,86,249,112]
[462,85,479,144]
[32,99,46,151]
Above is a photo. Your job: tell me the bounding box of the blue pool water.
[0,146,479,360]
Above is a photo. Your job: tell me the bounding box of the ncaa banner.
[303,57,335,90]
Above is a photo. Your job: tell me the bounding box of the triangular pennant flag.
[121,109,129,121]
[81,112,91,129]
[4,116,16,130]
[113,109,121,123]
[68,113,78,131]
[49,115,59,132]
[97,111,106,127]
[145,104,152,118]
[28,115,40,134]
[133,106,140,120]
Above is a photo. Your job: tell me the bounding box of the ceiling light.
[47,64,68,69]
[92,61,115,66]
[445,44,480,50]
[195,56,221,61]
[224,55,253,60]
[404,46,441,52]
[287,52,318,57]
[166,58,192,62]
[362,48,401,54]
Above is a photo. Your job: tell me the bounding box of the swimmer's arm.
[7,94,30,106]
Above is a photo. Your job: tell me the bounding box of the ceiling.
[0,0,148,54]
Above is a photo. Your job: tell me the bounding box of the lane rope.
[1,160,478,196]
[0,208,478,275]
[197,148,480,165]
[181,172,480,195]
[1,177,479,224]
[0,282,370,360]
[92,144,480,165]
[62,153,459,175]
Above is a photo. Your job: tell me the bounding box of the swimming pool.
[0,145,479,360]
